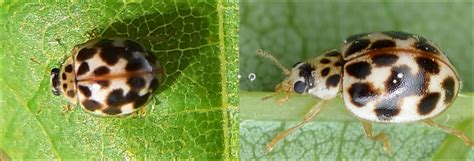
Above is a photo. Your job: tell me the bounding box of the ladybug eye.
[293,81,306,94]
[50,68,61,96]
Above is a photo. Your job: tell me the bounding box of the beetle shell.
[51,38,163,116]
[341,31,460,123]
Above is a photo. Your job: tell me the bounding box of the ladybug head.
[256,49,311,102]
[288,62,314,94]
[50,68,61,96]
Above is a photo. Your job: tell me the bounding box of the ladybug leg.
[276,83,292,104]
[360,121,392,155]
[261,83,283,101]
[424,119,473,146]
[138,107,147,118]
[62,104,74,114]
[265,100,327,153]
[129,107,147,118]
[261,82,293,104]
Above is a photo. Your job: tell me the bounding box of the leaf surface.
[0,1,238,159]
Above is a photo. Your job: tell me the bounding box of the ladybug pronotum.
[258,31,473,154]
[50,38,163,116]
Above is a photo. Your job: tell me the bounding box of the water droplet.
[248,73,256,82]
[238,74,241,79]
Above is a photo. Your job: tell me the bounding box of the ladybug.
[258,31,473,154]
[50,38,163,116]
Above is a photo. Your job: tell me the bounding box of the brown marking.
[62,73,67,80]
[418,93,441,115]
[326,74,341,87]
[78,85,91,97]
[319,58,331,64]
[82,99,102,111]
[67,90,76,98]
[77,62,90,76]
[93,66,111,76]
[65,64,73,73]
[321,67,330,77]
[348,82,379,107]
[442,77,455,104]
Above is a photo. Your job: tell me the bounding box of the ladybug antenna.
[256,49,291,76]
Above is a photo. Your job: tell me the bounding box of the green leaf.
[240,92,474,160]
[240,1,473,160]
[0,1,238,160]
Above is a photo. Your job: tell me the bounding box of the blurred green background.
[240,1,473,160]
[0,1,238,160]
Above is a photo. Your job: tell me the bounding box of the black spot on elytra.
[345,61,372,79]
[96,80,110,88]
[99,46,127,65]
[134,93,151,109]
[345,39,370,57]
[78,85,91,97]
[125,59,144,71]
[82,99,101,111]
[369,40,396,50]
[345,33,370,42]
[442,77,455,104]
[382,31,412,40]
[107,89,127,106]
[416,57,439,74]
[348,83,378,107]
[326,74,341,87]
[107,89,140,107]
[374,95,400,121]
[334,61,344,67]
[124,40,145,52]
[415,41,438,54]
[374,106,400,121]
[293,81,306,94]
[77,62,90,76]
[385,65,425,95]
[320,58,331,64]
[65,64,73,73]
[62,73,67,80]
[103,107,122,115]
[76,48,97,62]
[376,64,432,120]
[418,93,440,115]
[292,61,302,68]
[67,90,75,98]
[62,83,67,90]
[372,54,399,67]
[93,66,110,76]
[325,51,340,57]
[127,76,146,90]
[321,67,330,77]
